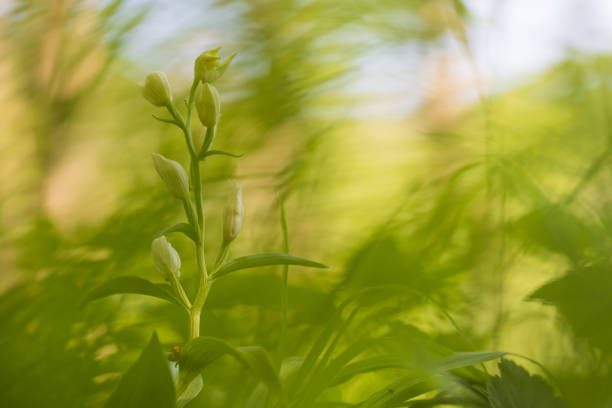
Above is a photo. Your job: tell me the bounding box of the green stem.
[201,126,216,155]
[278,197,290,362]
[213,242,230,269]
[181,78,210,340]
[168,272,192,310]
[182,199,198,233]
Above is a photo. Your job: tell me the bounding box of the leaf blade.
[199,149,244,160]
[487,359,565,408]
[82,276,182,307]
[156,222,199,243]
[436,351,507,371]
[213,253,327,280]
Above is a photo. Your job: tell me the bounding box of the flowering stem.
[185,78,209,339]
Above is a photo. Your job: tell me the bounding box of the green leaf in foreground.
[104,332,175,408]
[178,336,281,395]
[82,276,182,307]
[213,253,327,279]
[487,359,565,408]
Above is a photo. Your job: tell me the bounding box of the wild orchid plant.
[86,48,566,408]
[85,48,326,407]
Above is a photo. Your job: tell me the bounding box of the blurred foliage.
[1,0,612,407]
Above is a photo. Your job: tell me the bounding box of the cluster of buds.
[193,48,233,128]
[143,47,244,282]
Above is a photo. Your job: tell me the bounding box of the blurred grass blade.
[436,351,507,371]
[333,355,409,386]
[278,196,290,362]
[360,376,433,408]
[156,222,199,243]
[82,276,182,307]
[213,253,327,279]
[104,332,175,408]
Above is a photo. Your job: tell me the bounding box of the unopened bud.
[194,48,235,83]
[152,236,181,279]
[223,180,244,243]
[195,83,221,128]
[151,153,190,200]
[192,126,205,153]
[143,71,172,106]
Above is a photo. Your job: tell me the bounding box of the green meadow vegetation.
[1,1,611,407]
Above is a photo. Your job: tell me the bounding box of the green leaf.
[82,276,182,307]
[529,264,612,353]
[213,253,327,279]
[104,332,175,408]
[199,149,244,160]
[178,336,281,395]
[332,355,410,386]
[156,223,199,243]
[436,351,507,371]
[487,359,565,408]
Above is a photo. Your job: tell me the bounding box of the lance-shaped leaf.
[213,253,327,280]
[104,332,175,408]
[436,351,507,371]
[156,222,199,243]
[82,276,182,307]
[177,336,280,396]
[199,150,244,160]
[332,351,506,388]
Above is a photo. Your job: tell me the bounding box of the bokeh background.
[2,0,612,406]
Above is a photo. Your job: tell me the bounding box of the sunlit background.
[2,0,612,406]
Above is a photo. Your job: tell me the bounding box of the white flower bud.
[195,83,221,128]
[151,153,190,200]
[151,236,181,279]
[143,71,172,106]
[223,180,244,243]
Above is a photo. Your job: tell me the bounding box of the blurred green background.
[2,0,612,406]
